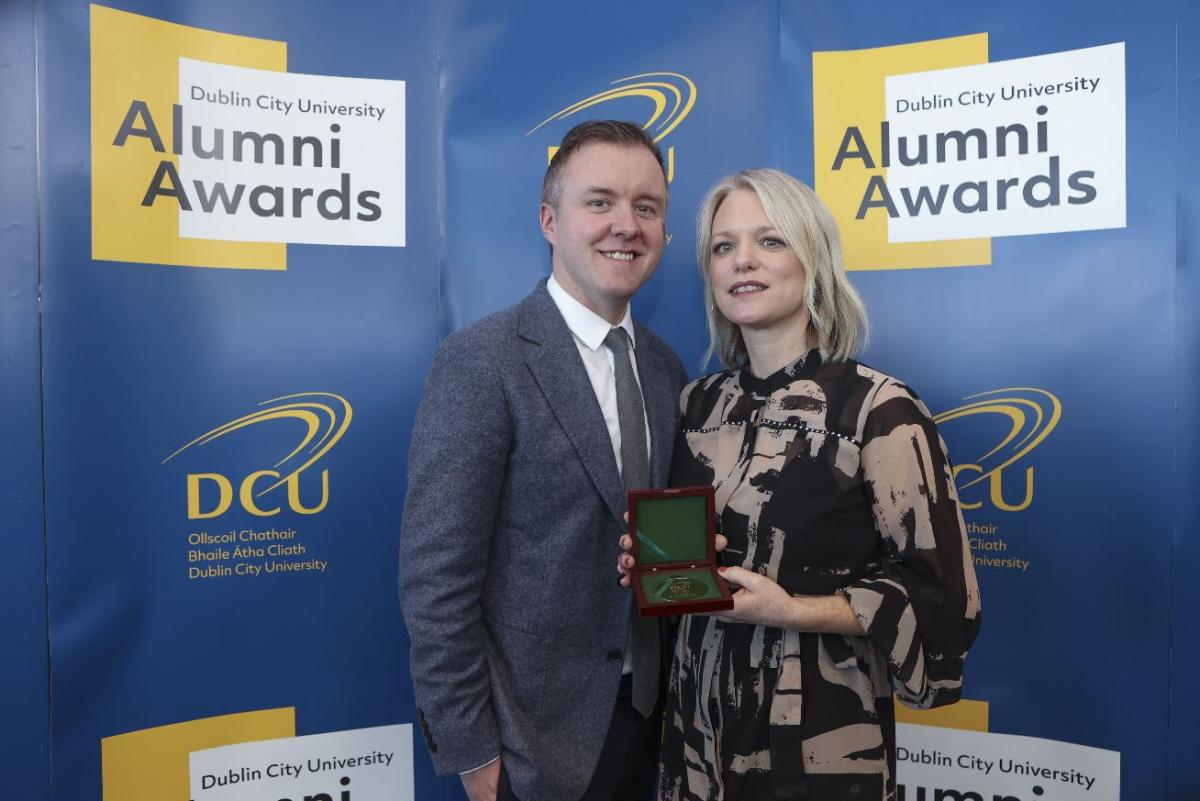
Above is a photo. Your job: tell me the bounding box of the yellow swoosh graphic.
[933,387,1060,491]
[163,392,352,496]
[528,72,697,143]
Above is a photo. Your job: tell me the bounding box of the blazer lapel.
[519,286,627,523]
[634,337,677,488]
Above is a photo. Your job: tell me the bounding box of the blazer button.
[606,649,623,663]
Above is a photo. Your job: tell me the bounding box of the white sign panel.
[189,724,413,801]
[884,43,1125,243]
[897,723,1120,801]
[178,58,405,246]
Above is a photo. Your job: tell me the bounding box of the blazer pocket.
[483,615,549,729]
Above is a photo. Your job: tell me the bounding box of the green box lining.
[634,495,709,565]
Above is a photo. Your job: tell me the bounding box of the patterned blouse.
[659,350,981,801]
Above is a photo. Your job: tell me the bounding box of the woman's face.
[708,188,809,337]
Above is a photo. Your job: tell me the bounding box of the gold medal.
[651,575,708,602]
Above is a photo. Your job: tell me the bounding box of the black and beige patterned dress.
[659,350,981,801]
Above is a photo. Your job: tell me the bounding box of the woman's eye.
[761,238,786,249]
[713,242,733,255]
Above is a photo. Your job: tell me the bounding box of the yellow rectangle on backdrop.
[90,4,287,270]
[895,697,989,732]
[101,707,295,801]
[813,33,992,271]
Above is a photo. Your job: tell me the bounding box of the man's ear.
[539,202,557,245]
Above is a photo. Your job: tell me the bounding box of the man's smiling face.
[540,141,668,324]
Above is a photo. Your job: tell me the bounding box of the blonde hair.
[696,168,868,368]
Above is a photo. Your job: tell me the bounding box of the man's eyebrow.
[636,192,667,206]
[578,186,666,207]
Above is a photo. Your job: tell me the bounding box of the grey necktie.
[604,326,659,718]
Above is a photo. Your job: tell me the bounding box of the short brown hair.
[541,120,667,207]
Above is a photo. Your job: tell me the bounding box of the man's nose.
[610,205,638,237]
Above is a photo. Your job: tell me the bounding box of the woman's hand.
[712,566,798,628]
[714,566,866,635]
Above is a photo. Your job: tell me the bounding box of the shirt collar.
[547,275,636,352]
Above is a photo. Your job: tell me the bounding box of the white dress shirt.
[546,275,651,476]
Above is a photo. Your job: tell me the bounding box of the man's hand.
[461,759,501,801]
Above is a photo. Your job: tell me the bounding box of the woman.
[620,169,980,800]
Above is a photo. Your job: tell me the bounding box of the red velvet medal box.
[629,485,734,618]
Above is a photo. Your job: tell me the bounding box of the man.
[399,120,687,801]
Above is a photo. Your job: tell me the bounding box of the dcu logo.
[934,387,1060,512]
[164,392,351,519]
[528,72,697,182]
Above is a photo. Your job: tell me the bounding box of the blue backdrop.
[1170,1,1200,797]
[33,1,439,798]
[780,4,1176,797]
[3,1,1196,800]
[1,0,51,798]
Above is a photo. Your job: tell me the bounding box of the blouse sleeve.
[838,378,982,709]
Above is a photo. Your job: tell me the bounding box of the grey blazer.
[398,281,687,801]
